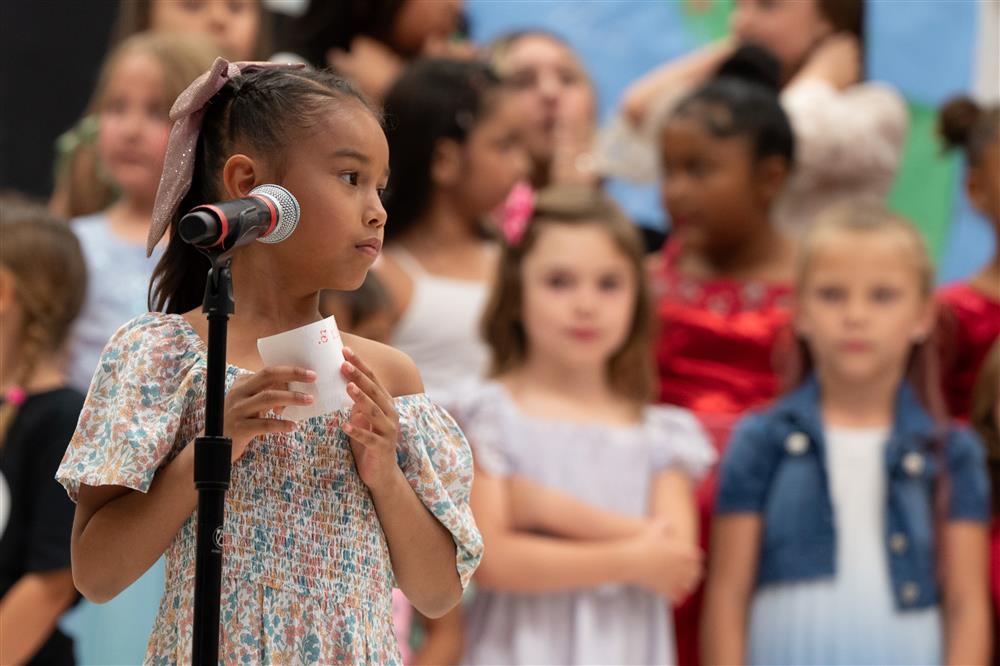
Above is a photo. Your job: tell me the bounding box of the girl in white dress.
[451,186,715,665]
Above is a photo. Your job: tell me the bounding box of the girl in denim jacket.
[703,201,991,665]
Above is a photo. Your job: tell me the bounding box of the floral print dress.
[57,313,482,665]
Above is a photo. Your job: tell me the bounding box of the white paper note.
[256,315,349,421]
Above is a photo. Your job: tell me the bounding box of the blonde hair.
[788,199,943,417]
[797,199,934,297]
[0,194,87,444]
[487,30,585,78]
[53,32,218,219]
[481,186,655,405]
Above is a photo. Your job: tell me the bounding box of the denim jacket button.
[785,432,809,455]
[901,582,919,604]
[902,451,925,477]
[890,533,908,554]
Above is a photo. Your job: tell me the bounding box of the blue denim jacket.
[716,376,990,610]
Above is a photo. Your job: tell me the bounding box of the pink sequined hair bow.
[146,57,305,257]
[498,181,536,247]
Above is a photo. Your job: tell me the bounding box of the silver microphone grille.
[251,184,300,244]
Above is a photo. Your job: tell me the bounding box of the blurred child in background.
[378,58,528,402]
[611,0,906,235]
[937,96,1000,420]
[51,0,270,219]
[452,186,714,665]
[704,201,991,665]
[0,194,87,665]
[488,31,598,190]
[281,0,471,101]
[57,33,216,666]
[651,45,799,662]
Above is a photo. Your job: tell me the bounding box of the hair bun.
[938,95,981,150]
[714,44,782,94]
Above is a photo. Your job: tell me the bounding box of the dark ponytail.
[148,68,378,314]
[938,95,999,166]
[668,44,795,167]
[381,58,504,242]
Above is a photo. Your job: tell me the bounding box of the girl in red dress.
[937,97,1000,421]
[651,45,798,664]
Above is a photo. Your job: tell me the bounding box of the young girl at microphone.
[56,60,482,664]
[703,201,991,665]
[448,186,715,665]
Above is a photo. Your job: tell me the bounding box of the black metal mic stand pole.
[192,252,235,665]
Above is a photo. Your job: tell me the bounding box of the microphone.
[178,184,300,251]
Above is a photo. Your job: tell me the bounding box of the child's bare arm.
[472,467,694,600]
[472,469,641,592]
[340,345,464,619]
[72,366,315,602]
[620,40,734,128]
[72,447,197,602]
[0,569,76,663]
[410,608,464,666]
[650,468,699,544]
[941,522,990,666]
[506,476,647,540]
[701,514,761,666]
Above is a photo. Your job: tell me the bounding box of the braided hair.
[0,193,87,444]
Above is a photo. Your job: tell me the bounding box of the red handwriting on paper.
[317,327,341,345]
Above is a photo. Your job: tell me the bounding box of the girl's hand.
[627,520,704,602]
[223,366,316,461]
[549,104,598,187]
[341,346,402,495]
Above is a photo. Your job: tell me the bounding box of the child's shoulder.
[644,403,707,435]
[722,402,796,458]
[341,332,423,398]
[643,404,718,477]
[113,311,192,345]
[98,312,202,373]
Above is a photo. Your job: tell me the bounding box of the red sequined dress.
[937,283,1000,420]
[651,240,793,666]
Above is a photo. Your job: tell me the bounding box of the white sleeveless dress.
[387,247,492,401]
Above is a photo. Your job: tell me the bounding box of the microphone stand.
[192,250,234,665]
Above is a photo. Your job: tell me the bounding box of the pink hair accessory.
[498,181,536,247]
[147,57,305,257]
[4,386,26,406]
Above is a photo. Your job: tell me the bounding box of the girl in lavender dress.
[449,186,715,665]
